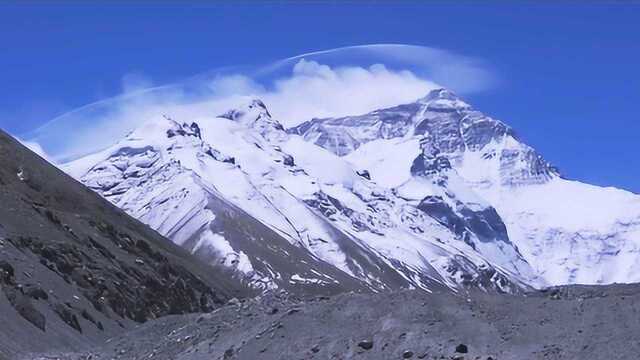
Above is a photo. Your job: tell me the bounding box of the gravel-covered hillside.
[37,283,640,360]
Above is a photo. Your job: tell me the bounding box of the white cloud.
[262,59,438,126]
[271,44,498,94]
[207,74,264,96]
[25,44,497,162]
[121,72,154,93]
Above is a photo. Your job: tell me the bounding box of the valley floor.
[27,284,640,360]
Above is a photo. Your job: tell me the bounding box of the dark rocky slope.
[39,284,640,360]
[0,130,249,359]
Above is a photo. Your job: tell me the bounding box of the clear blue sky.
[1,2,638,193]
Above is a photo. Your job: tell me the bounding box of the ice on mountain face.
[65,99,533,294]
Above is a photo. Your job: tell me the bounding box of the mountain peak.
[122,115,203,145]
[248,98,270,114]
[161,116,202,140]
[219,99,286,140]
[418,88,471,110]
[421,88,459,101]
[219,98,272,121]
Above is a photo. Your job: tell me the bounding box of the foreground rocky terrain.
[35,283,640,360]
[0,129,248,359]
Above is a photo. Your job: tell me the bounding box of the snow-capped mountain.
[64,87,640,293]
[291,88,640,286]
[64,99,535,294]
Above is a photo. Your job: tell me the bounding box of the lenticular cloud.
[23,44,497,162]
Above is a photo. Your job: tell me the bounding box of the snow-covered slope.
[64,99,535,294]
[476,179,640,285]
[291,88,640,286]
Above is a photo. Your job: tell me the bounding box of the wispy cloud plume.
[262,60,437,125]
[23,44,498,162]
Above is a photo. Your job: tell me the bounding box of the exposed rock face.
[416,196,510,249]
[0,129,246,358]
[410,135,453,180]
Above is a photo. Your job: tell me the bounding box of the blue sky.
[0,2,638,193]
